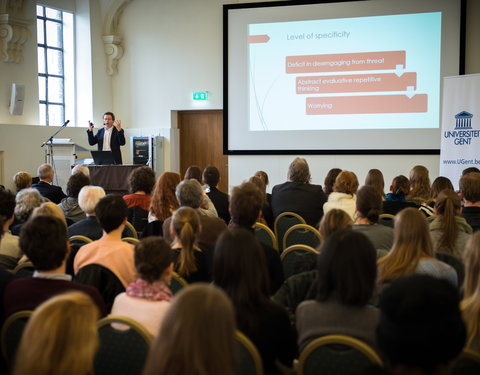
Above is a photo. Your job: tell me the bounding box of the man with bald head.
[271,157,327,227]
[32,163,66,204]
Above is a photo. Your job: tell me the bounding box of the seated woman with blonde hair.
[461,232,480,353]
[323,170,359,220]
[377,208,457,286]
[170,206,210,283]
[13,291,100,375]
[430,189,472,258]
[111,237,173,336]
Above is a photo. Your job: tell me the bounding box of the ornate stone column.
[0,4,30,64]
[103,35,123,75]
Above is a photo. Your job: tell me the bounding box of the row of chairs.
[3,307,480,375]
[1,311,264,375]
[254,212,322,252]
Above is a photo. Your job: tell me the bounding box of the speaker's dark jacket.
[87,127,126,165]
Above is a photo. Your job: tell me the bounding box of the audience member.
[203,165,230,224]
[382,175,418,215]
[248,175,274,228]
[459,172,480,232]
[111,237,173,336]
[421,176,454,217]
[32,163,67,204]
[430,189,472,257]
[58,172,90,223]
[11,188,44,235]
[377,208,457,286]
[272,157,327,227]
[74,195,136,289]
[162,179,226,246]
[0,189,22,268]
[184,165,202,182]
[183,166,219,217]
[229,182,284,294]
[296,229,379,352]
[274,209,353,325]
[407,165,431,206]
[71,164,90,176]
[365,168,385,199]
[323,168,342,197]
[3,215,107,318]
[123,166,155,211]
[12,171,32,192]
[148,171,181,223]
[123,166,156,233]
[323,170,359,220]
[318,208,353,241]
[12,291,100,375]
[170,207,210,283]
[142,284,236,375]
[214,229,296,375]
[352,185,393,251]
[32,201,68,227]
[461,232,480,353]
[67,185,106,239]
[462,167,480,176]
[377,274,466,375]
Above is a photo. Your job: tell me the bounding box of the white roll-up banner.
[440,74,480,189]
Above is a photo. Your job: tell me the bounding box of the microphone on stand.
[62,120,70,127]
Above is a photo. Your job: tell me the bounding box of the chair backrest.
[74,264,125,311]
[141,219,164,238]
[283,224,321,250]
[274,212,306,251]
[297,334,383,375]
[280,244,318,279]
[451,349,480,375]
[169,272,188,295]
[253,222,278,251]
[95,316,152,375]
[122,237,139,244]
[1,310,32,363]
[67,235,93,277]
[235,330,264,375]
[378,213,395,228]
[436,252,465,287]
[12,262,34,278]
[127,206,149,235]
[124,221,138,239]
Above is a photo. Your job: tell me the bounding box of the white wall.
[116,0,473,191]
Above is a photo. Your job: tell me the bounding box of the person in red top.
[3,215,107,318]
[123,166,156,211]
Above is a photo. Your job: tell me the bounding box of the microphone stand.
[40,120,70,185]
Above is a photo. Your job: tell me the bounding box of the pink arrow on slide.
[248,35,270,43]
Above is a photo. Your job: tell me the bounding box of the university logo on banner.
[440,74,480,189]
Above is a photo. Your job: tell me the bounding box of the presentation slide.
[224,0,462,153]
[248,13,441,131]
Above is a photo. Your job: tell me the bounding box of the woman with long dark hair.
[296,229,379,352]
[214,228,296,375]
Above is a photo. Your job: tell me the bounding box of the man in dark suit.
[87,111,126,165]
[271,157,327,227]
[32,163,67,204]
[203,165,230,225]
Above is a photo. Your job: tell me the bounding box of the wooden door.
[177,110,228,192]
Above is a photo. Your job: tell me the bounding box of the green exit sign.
[193,91,208,101]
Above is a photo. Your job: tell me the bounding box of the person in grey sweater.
[296,229,379,353]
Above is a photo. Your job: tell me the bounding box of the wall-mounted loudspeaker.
[9,83,25,115]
